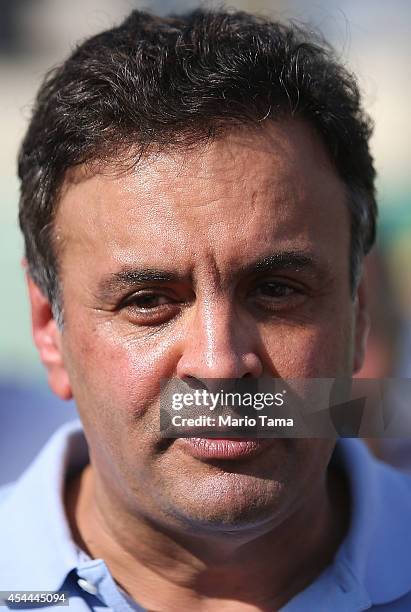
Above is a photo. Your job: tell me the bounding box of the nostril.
[181,376,208,391]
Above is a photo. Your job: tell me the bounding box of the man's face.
[34,121,366,533]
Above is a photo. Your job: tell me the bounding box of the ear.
[352,273,370,374]
[25,270,73,400]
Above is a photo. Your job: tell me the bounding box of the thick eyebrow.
[235,251,327,279]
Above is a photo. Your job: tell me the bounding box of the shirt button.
[77,578,99,595]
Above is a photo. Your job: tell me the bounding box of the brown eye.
[119,291,181,326]
[248,280,306,313]
[257,282,295,298]
[127,293,172,310]
[253,281,300,301]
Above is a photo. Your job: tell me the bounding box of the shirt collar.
[2,422,411,607]
[0,420,87,591]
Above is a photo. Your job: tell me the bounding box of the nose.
[176,300,263,384]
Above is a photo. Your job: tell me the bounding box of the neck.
[65,462,348,612]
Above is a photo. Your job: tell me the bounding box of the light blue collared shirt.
[1,420,411,611]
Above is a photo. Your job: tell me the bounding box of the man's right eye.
[125,292,173,310]
[120,291,181,325]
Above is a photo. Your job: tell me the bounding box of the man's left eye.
[253,282,298,299]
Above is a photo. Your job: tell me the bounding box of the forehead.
[55,121,349,280]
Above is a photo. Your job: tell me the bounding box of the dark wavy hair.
[18,9,377,323]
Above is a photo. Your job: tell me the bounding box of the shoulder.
[336,440,411,608]
[0,421,86,591]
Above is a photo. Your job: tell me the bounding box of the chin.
[164,471,288,533]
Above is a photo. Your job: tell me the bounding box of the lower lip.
[176,437,272,460]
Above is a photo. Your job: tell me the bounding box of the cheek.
[62,321,181,427]
[262,318,354,378]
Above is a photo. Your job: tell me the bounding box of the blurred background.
[0,0,410,484]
